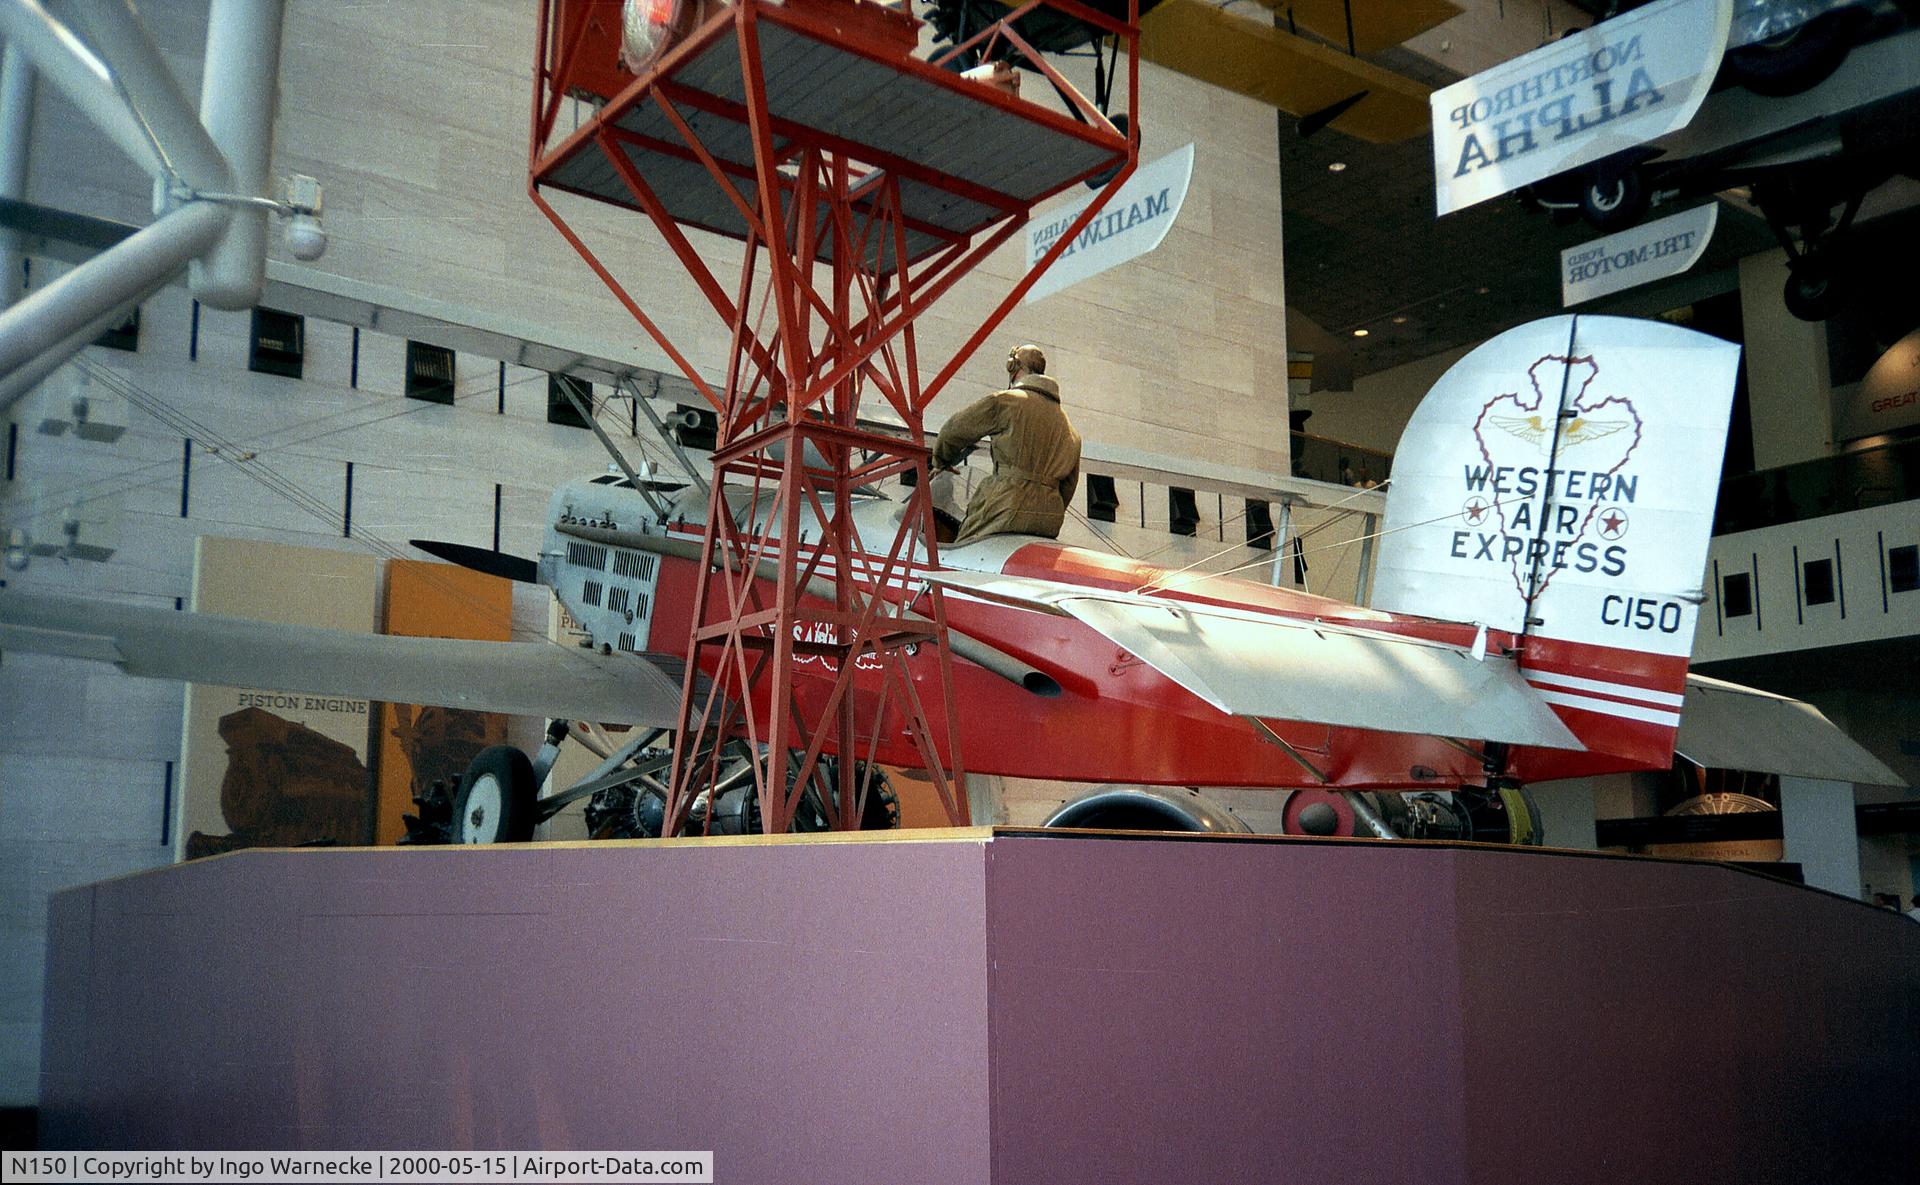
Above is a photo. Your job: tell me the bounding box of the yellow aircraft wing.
[1138,0,1440,143]
[1239,0,1462,57]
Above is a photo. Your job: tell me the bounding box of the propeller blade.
[410,539,540,584]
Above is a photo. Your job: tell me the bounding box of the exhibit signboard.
[373,559,514,845]
[1833,328,1920,442]
[178,537,379,859]
[1430,0,1731,216]
[1023,142,1193,303]
[1560,203,1718,306]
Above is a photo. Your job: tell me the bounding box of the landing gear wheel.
[1724,11,1859,98]
[450,745,538,844]
[1783,255,1841,322]
[1579,160,1646,232]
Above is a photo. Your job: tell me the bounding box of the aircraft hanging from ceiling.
[918,0,1456,143]
[0,315,1896,844]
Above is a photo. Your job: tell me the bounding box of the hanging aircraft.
[0,314,1898,846]
[909,0,1453,147]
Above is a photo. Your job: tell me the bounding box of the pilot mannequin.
[932,343,1082,546]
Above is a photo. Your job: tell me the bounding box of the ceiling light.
[1476,286,1490,295]
[1327,161,1347,172]
[1352,328,1369,337]
[1391,315,1409,325]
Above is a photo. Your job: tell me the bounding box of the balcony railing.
[1713,436,1920,536]
[1290,430,1392,489]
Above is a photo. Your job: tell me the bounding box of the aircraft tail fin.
[1368,315,1740,767]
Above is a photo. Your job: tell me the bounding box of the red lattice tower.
[530,0,1139,833]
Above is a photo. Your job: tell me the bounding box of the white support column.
[194,0,286,309]
[1779,776,1863,899]
[0,42,35,307]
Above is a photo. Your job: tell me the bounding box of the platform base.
[41,831,1920,1183]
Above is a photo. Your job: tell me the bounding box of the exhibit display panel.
[39,832,1918,1182]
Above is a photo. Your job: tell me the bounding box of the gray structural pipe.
[193,0,285,309]
[0,0,288,402]
[0,0,162,177]
[0,200,225,410]
[0,294,140,410]
[64,0,232,196]
[0,43,36,307]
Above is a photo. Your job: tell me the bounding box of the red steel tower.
[529,0,1140,833]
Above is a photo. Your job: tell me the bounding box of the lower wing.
[0,589,684,727]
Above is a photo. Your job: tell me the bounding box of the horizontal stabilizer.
[0,589,683,727]
[929,571,1583,750]
[1677,675,1901,786]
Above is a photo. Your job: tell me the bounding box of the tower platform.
[38,831,1918,1181]
[535,0,1128,270]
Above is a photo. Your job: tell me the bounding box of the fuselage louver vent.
[567,541,608,570]
[581,580,603,607]
[613,550,657,580]
[608,586,631,617]
[617,632,638,652]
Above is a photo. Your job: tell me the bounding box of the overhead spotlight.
[1327,161,1347,173]
[1391,315,1409,325]
[1352,328,1369,337]
[283,174,327,261]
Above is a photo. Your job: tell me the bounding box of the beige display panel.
[178,537,379,859]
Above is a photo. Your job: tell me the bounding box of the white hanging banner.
[1561,203,1718,306]
[1430,0,1731,217]
[1024,143,1194,303]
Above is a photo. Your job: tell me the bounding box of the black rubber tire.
[1723,11,1859,98]
[1579,161,1647,232]
[450,745,538,844]
[1783,259,1843,322]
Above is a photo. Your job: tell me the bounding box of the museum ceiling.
[1275,48,1777,385]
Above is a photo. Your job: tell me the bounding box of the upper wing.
[1138,0,1441,143]
[1677,674,1901,786]
[0,589,684,727]
[928,570,1583,750]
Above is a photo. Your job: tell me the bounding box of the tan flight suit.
[932,373,1081,546]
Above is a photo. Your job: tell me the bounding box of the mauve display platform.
[40,829,1920,1183]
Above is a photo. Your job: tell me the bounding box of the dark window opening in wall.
[1085,474,1118,523]
[1803,557,1835,606]
[248,308,304,378]
[1246,499,1275,550]
[95,307,139,352]
[670,404,718,452]
[1169,487,1199,537]
[548,374,595,428]
[405,341,456,404]
[1890,545,1919,594]
[1723,571,1753,618]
